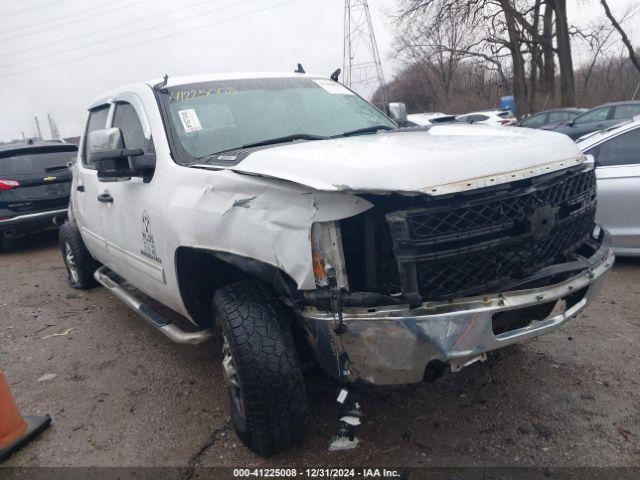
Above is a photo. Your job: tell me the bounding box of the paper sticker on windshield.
[313,79,354,95]
[178,109,202,132]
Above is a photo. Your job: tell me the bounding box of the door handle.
[97,193,113,204]
[76,185,85,192]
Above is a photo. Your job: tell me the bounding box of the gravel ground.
[1,231,639,468]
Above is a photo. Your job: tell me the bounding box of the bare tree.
[541,1,556,97]
[394,0,579,115]
[551,0,576,106]
[600,0,640,74]
[395,2,477,105]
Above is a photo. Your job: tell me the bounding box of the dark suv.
[0,141,76,250]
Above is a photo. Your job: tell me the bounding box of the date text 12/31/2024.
[233,468,403,478]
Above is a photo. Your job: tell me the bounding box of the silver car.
[578,118,640,256]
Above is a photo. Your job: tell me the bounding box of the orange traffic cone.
[0,371,51,463]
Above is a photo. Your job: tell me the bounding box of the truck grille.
[386,166,597,301]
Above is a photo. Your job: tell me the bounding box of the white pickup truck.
[60,72,613,456]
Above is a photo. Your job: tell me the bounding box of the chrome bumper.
[301,234,614,385]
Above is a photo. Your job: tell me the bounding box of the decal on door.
[140,210,162,263]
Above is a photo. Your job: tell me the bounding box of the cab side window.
[112,102,147,150]
[592,128,640,167]
[83,105,109,169]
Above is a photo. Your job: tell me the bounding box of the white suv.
[456,109,517,126]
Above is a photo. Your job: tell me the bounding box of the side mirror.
[388,102,408,125]
[87,128,155,181]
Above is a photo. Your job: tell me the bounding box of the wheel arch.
[174,247,301,327]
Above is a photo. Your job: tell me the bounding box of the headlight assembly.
[310,221,349,290]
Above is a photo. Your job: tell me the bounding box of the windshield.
[159,77,396,162]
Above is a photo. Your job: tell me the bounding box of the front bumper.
[301,230,614,385]
[0,208,68,237]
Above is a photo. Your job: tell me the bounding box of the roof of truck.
[88,72,330,109]
[145,71,326,88]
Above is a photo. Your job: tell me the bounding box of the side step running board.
[94,266,214,345]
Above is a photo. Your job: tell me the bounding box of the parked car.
[516,108,586,129]
[406,112,456,126]
[0,141,75,250]
[60,72,612,456]
[577,118,640,256]
[455,109,517,126]
[549,101,640,140]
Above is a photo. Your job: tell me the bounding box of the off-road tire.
[59,222,99,289]
[212,281,310,457]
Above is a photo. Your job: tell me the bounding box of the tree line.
[378,0,640,116]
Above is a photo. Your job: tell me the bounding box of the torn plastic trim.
[422,155,586,195]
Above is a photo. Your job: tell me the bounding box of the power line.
[0,0,304,79]
[0,0,64,19]
[0,111,83,115]
[0,0,256,68]
[0,0,152,41]
[0,0,244,59]
[1,0,130,34]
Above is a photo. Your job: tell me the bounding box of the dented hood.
[229,125,585,195]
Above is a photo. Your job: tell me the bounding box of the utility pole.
[343,0,388,104]
[33,115,43,140]
[47,113,60,140]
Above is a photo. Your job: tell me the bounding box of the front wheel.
[59,222,99,289]
[212,281,309,457]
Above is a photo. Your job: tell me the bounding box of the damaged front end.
[299,161,614,385]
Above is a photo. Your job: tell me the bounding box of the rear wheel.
[59,222,99,289]
[212,281,309,457]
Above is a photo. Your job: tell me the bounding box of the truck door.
[74,104,111,263]
[100,96,168,298]
[592,127,640,252]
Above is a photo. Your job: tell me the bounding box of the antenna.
[343,0,387,104]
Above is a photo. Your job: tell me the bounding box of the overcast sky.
[0,0,638,141]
